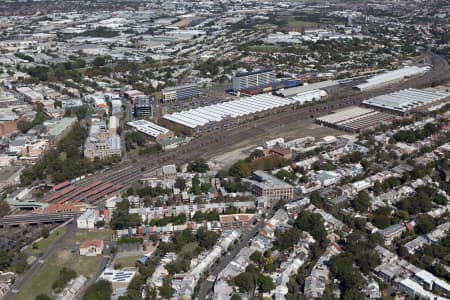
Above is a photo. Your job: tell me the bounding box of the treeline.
[20,123,118,185]
[228,150,291,178]
[392,122,440,143]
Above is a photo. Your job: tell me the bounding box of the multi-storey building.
[161,84,200,103]
[232,69,276,91]
[134,96,153,118]
[251,170,294,206]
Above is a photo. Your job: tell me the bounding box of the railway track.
[42,52,450,205]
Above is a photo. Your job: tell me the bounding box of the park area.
[16,228,113,300]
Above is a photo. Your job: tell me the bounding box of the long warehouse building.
[353,66,430,91]
[316,106,396,133]
[362,88,450,116]
[160,94,303,135]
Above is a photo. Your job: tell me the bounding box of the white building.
[77,209,99,229]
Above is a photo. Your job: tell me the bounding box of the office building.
[162,84,200,103]
[134,96,153,118]
[232,69,276,91]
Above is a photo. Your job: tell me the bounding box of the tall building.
[134,96,153,118]
[161,84,200,103]
[232,69,276,91]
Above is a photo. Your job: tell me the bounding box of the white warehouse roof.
[127,120,171,138]
[354,66,430,91]
[362,88,450,113]
[162,94,300,129]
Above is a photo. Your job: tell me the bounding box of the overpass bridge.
[0,212,79,227]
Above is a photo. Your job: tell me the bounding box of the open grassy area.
[248,45,284,53]
[113,255,140,269]
[286,16,318,28]
[180,242,199,257]
[75,229,113,241]
[16,248,103,300]
[26,226,66,257]
[72,255,103,278]
[15,249,72,300]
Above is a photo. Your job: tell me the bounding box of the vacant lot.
[26,226,66,257]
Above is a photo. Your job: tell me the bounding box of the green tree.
[41,227,50,238]
[415,214,435,235]
[174,177,186,191]
[352,191,371,212]
[250,251,265,265]
[83,280,112,300]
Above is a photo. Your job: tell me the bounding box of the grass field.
[286,16,317,28]
[26,226,66,257]
[113,255,140,269]
[16,248,103,300]
[180,242,199,257]
[15,249,72,300]
[75,229,113,241]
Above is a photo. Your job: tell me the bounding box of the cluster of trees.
[14,52,34,62]
[20,123,92,185]
[392,123,440,143]
[328,231,381,299]
[228,150,291,178]
[401,236,450,283]
[275,169,298,184]
[294,211,329,250]
[340,151,364,164]
[31,111,49,127]
[125,185,172,199]
[191,176,212,195]
[110,200,142,230]
[149,213,187,226]
[82,27,119,38]
[232,264,275,296]
[188,159,210,173]
[274,227,302,251]
[52,267,77,292]
[191,210,219,222]
[125,132,147,151]
[370,207,409,229]
[221,178,250,193]
[372,177,401,196]
[64,106,88,121]
[83,280,112,300]
[396,185,446,215]
[351,191,371,212]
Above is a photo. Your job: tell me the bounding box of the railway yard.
[37,52,450,207]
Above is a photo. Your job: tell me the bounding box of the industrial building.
[127,120,174,141]
[353,66,430,91]
[362,88,450,116]
[276,80,339,97]
[161,84,200,103]
[159,94,303,135]
[133,96,153,118]
[232,69,276,91]
[316,106,396,133]
[250,170,294,207]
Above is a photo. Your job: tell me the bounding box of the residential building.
[219,213,255,231]
[77,209,99,229]
[79,240,104,256]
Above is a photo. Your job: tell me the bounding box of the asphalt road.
[4,221,76,300]
[196,219,267,300]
